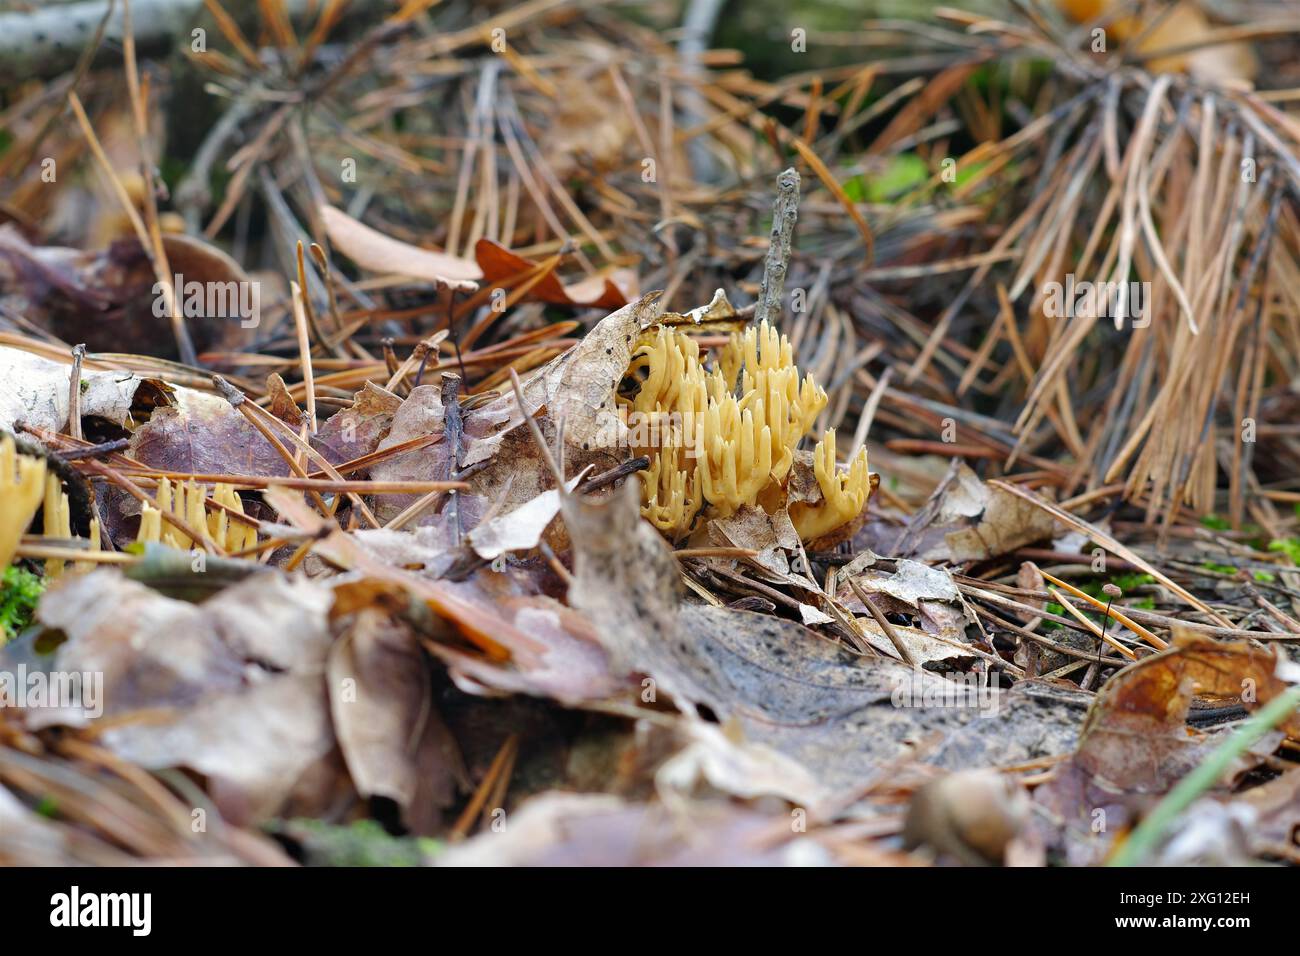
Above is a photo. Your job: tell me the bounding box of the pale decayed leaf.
[31,570,337,822]
[895,462,1055,562]
[461,292,661,469]
[466,472,585,560]
[562,480,1085,801]
[0,345,147,433]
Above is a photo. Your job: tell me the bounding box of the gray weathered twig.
[756,167,800,329]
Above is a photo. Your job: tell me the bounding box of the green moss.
[1074,573,1155,601]
[1200,562,1238,575]
[0,565,45,644]
[1042,600,1065,630]
[846,153,928,203]
[269,818,441,867]
[1268,538,1300,566]
[1200,514,1231,531]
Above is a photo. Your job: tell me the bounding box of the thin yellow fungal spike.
[42,473,72,578]
[0,436,47,570]
[212,506,229,550]
[75,516,101,574]
[156,477,172,517]
[186,482,207,547]
[137,504,162,545]
[157,478,190,550]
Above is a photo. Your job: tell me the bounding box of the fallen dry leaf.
[30,569,339,822]
[894,462,1055,562]
[328,607,461,834]
[435,792,831,866]
[1074,631,1299,793]
[319,205,480,288]
[0,345,148,434]
[475,239,634,310]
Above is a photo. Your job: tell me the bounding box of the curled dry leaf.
[328,607,461,834]
[704,505,800,576]
[434,792,830,867]
[466,472,585,560]
[264,373,304,428]
[1074,631,1300,793]
[318,206,635,306]
[264,485,560,665]
[129,387,291,477]
[160,232,262,354]
[655,719,828,809]
[561,480,702,697]
[425,590,633,706]
[461,292,660,469]
[367,383,453,521]
[836,554,976,666]
[1030,632,1300,864]
[0,226,261,358]
[475,238,634,310]
[894,461,1055,562]
[313,382,404,469]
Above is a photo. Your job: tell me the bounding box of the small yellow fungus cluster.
[137,478,257,553]
[0,435,100,577]
[623,320,870,541]
[42,473,100,578]
[788,428,871,542]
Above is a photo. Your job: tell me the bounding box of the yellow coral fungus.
[40,475,102,579]
[622,319,865,541]
[730,323,825,457]
[137,479,256,553]
[42,473,72,578]
[0,435,47,570]
[695,393,773,516]
[210,483,258,553]
[788,429,871,542]
[640,451,702,534]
